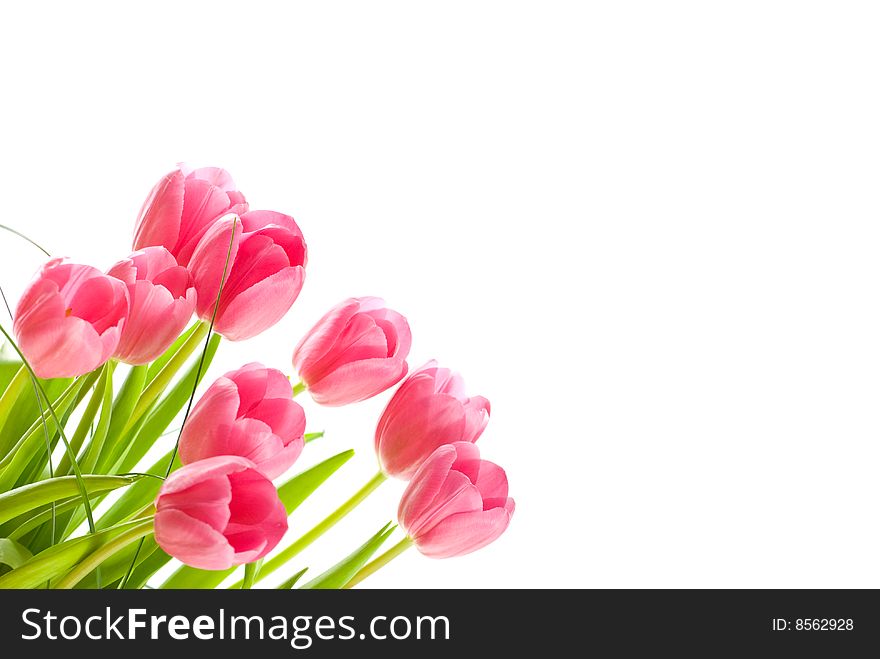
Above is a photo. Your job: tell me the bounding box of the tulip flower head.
[154,456,288,570]
[376,361,490,479]
[179,363,306,479]
[13,258,129,378]
[188,212,307,341]
[133,165,248,266]
[292,297,412,406]
[107,246,196,365]
[399,442,514,559]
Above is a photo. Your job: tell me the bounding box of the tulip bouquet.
[0,165,513,590]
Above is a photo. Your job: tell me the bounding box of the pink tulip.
[292,297,411,406]
[375,361,490,479]
[179,363,306,479]
[132,165,248,266]
[13,259,128,378]
[106,247,196,365]
[154,456,288,570]
[399,442,514,558]
[187,212,307,341]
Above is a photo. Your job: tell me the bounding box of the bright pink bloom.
[187,213,307,341]
[133,165,248,266]
[13,259,128,378]
[107,247,196,365]
[154,456,288,570]
[292,297,411,406]
[399,443,514,559]
[376,361,490,479]
[179,363,306,479]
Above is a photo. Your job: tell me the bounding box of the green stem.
[292,381,306,397]
[241,559,262,589]
[123,322,209,436]
[236,471,387,588]
[0,365,29,428]
[344,536,413,588]
[53,517,155,589]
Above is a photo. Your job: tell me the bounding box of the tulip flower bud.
[133,165,248,266]
[376,361,490,479]
[292,297,411,406]
[107,246,196,365]
[188,212,307,341]
[179,363,306,479]
[154,456,288,570]
[13,258,128,378]
[399,442,514,558]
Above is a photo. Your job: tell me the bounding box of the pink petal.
[248,397,305,441]
[154,508,234,570]
[14,277,66,335]
[156,475,231,533]
[213,266,304,341]
[309,314,390,380]
[159,455,253,496]
[405,471,482,539]
[398,445,457,530]
[227,469,281,524]
[225,530,268,564]
[113,280,193,365]
[377,378,467,479]
[251,437,304,480]
[292,298,366,376]
[185,166,238,192]
[175,179,242,265]
[307,356,408,406]
[133,170,184,253]
[227,364,271,415]
[473,460,509,504]
[178,378,241,466]
[461,395,491,442]
[414,504,514,559]
[189,216,242,319]
[18,316,108,379]
[263,367,298,400]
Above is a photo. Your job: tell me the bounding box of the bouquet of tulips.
[0,166,514,589]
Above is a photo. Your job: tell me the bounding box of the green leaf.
[300,523,396,590]
[161,449,355,590]
[119,539,169,590]
[0,475,141,526]
[96,452,174,532]
[123,322,210,438]
[0,365,28,436]
[1,496,84,541]
[0,342,22,391]
[304,431,324,444]
[74,535,165,589]
[147,323,201,382]
[277,449,355,514]
[55,369,106,477]
[278,567,308,589]
[98,364,148,471]
[54,518,154,589]
[0,537,32,570]
[80,363,116,473]
[0,518,147,589]
[0,376,75,472]
[116,333,220,474]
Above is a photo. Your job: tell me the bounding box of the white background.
[1,1,879,588]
